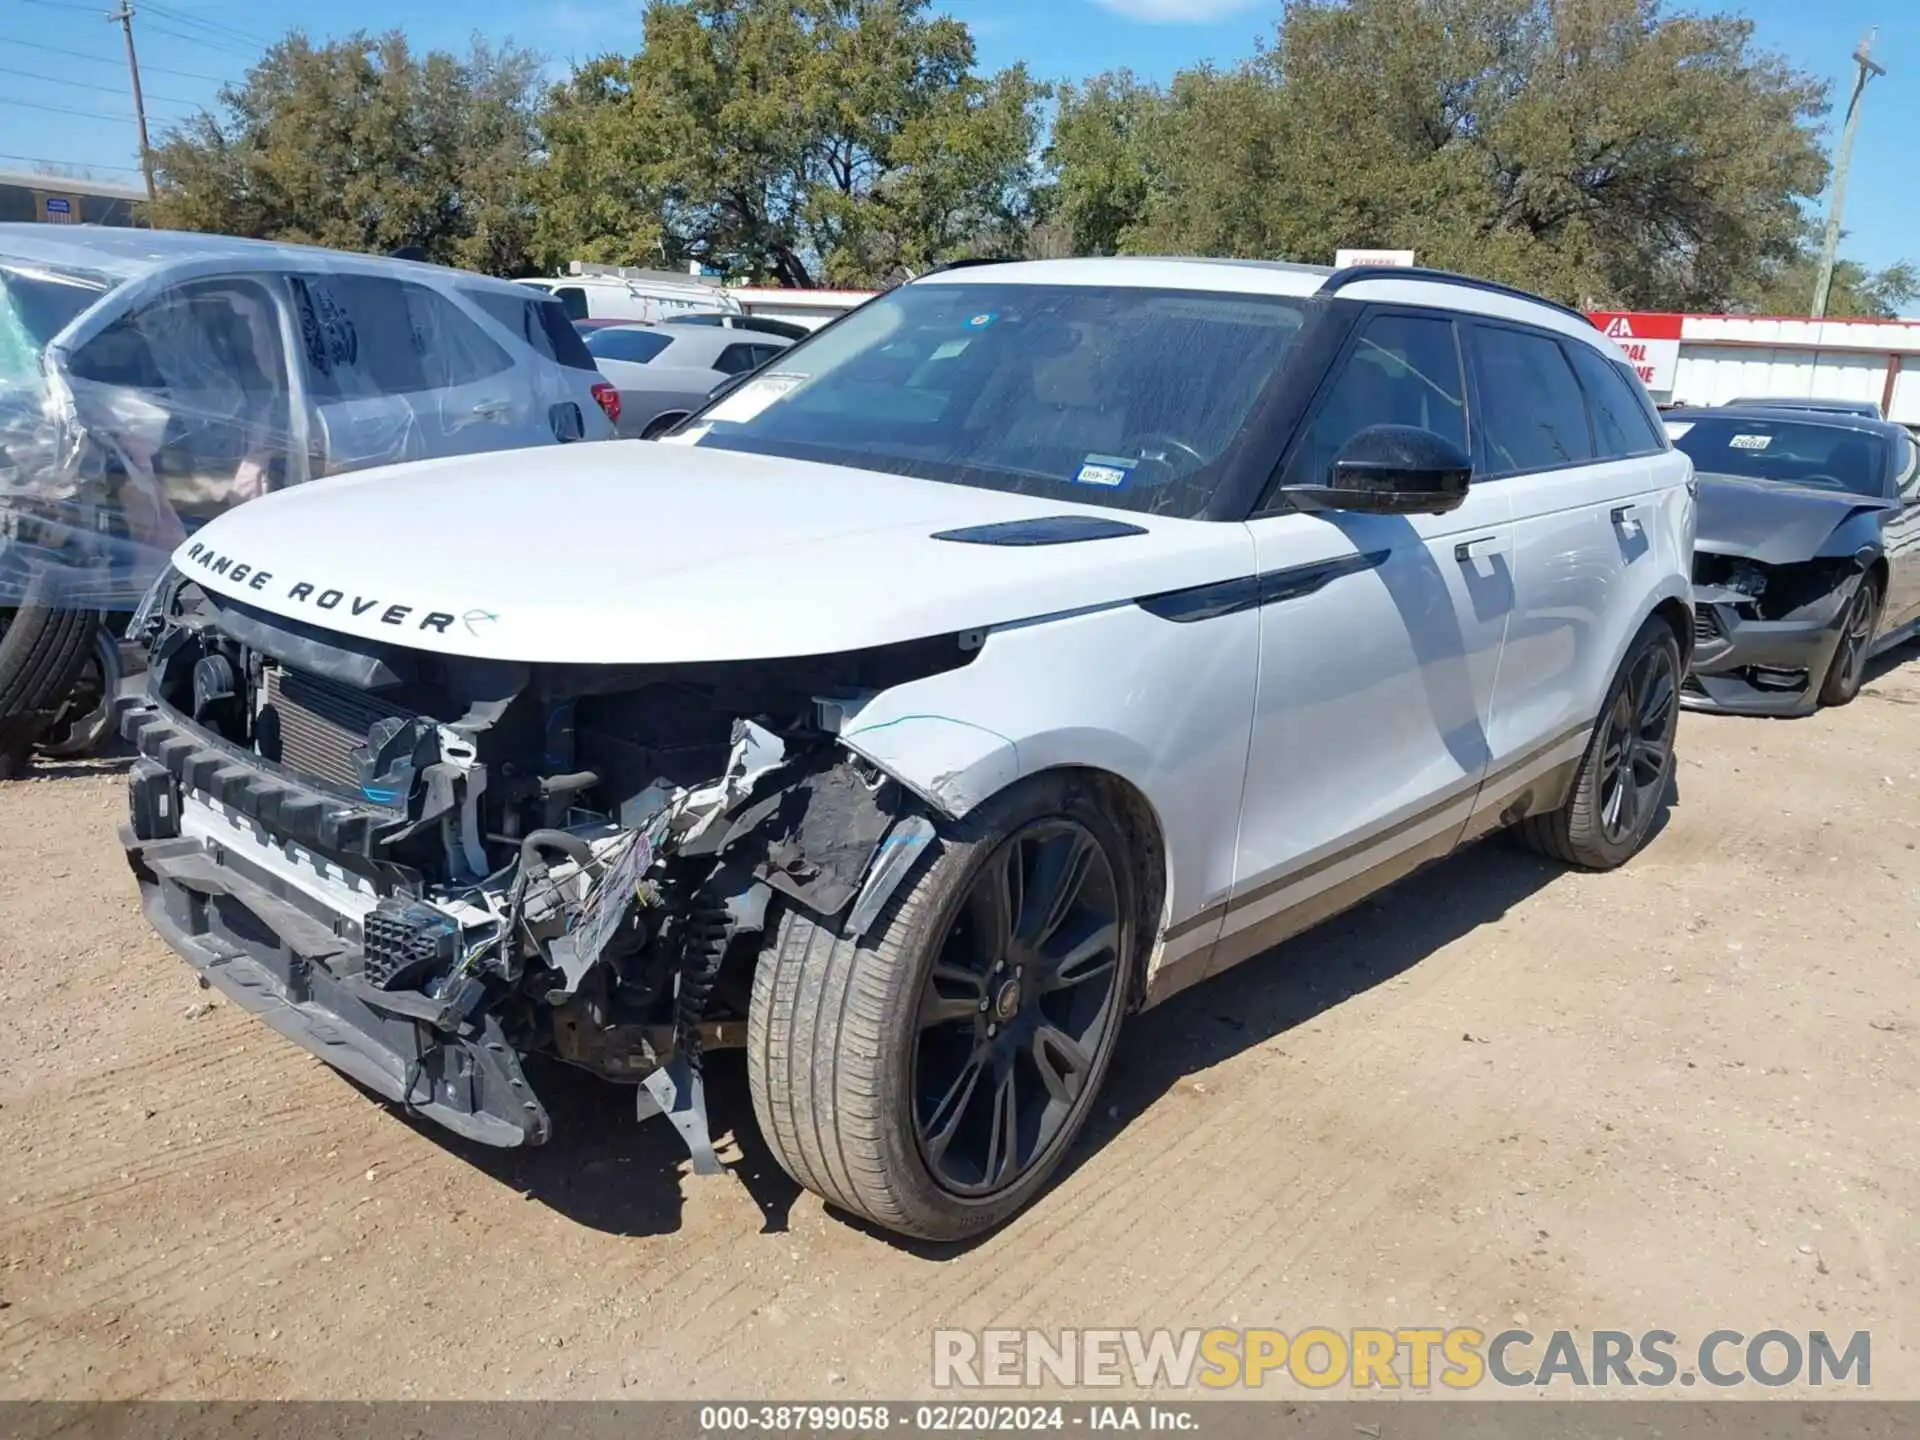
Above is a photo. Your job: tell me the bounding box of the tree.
[531,0,1047,286]
[1048,0,1839,310]
[149,33,543,274]
[1740,246,1919,319]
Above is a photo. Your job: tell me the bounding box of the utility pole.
[1812,28,1886,319]
[110,1,157,204]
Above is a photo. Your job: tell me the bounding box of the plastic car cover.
[0,247,551,610]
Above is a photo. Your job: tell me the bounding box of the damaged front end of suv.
[118,566,959,1169]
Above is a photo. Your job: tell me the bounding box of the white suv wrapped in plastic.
[0,225,615,771]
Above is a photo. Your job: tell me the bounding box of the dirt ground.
[3,653,1918,1403]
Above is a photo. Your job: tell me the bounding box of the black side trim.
[1321,265,1596,328]
[1161,717,1592,942]
[932,516,1150,546]
[1138,549,1389,624]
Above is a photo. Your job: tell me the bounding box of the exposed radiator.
[260,666,416,793]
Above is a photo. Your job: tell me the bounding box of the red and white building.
[1588,309,1920,425]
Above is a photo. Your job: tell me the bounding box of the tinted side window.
[1896,432,1919,499]
[1282,312,1466,487]
[1470,325,1594,475]
[290,275,512,398]
[553,286,588,321]
[714,342,768,377]
[67,275,295,518]
[1567,341,1664,458]
[586,329,672,365]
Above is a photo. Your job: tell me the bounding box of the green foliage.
[1048,0,1841,310]
[1740,248,1920,319]
[149,32,543,273]
[142,0,1907,307]
[531,0,1048,286]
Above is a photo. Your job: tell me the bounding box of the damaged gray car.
[1671,406,1920,715]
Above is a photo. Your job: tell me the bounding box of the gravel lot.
[3,653,1918,1400]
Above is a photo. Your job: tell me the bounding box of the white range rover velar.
[118,257,1695,1240]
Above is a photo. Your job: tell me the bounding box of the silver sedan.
[584,322,794,439]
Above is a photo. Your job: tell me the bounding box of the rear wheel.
[1817,575,1881,708]
[1515,616,1680,870]
[747,773,1136,1241]
[0,570,101,779]
[36,623,122,760]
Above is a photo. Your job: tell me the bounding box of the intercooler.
[260,665,416,795]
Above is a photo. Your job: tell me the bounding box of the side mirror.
[1284,424,1472,517]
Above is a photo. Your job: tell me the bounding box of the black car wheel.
[1516,616,1681,870]
[1817,576,1881,709]
[748,773,1138,1241]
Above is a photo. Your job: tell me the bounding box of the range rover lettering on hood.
[182,541,466,636]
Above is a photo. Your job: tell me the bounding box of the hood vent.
[931,515,1150,547]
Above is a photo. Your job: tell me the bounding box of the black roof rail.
[906,256,1017,283]
[1320,265,1597,328]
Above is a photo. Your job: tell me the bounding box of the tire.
[1816,574,1881,708]
[37,622,122,760]
[0,571,101,780]
[1515,615,1681,871]
[747,772,1139,1241]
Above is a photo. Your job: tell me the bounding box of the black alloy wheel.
[912,819,1124,1198]
[1825,580,1880,704]
[1596,639,1679,846]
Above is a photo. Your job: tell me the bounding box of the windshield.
[1668,417,1889,498]
[683,282,1310,518]
[0,261,113,386]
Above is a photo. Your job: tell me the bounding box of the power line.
[0,32,232,82]
[143,0,267,48]
[15,0,109,12]
[0,61,197,106]
[0,93,136,123]
[140,20,258,57]
[0,151,145,173]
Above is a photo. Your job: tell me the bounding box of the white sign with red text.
[1588,311,1683,393]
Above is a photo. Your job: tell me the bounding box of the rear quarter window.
[461,287,600,372]
[1566,340,1667,459]
[585,329,673,365]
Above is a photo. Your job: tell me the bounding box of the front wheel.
[747,774,1138,1241]
[1515,616,1681,870]
[1817,576,1881,708]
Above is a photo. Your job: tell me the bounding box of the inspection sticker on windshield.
[1729,433,1773,450]
[705,372,806,424]
[1073,454,1137,488]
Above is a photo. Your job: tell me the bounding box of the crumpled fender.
[837,712,1020,819]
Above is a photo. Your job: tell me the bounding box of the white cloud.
[1089,0,1261,21]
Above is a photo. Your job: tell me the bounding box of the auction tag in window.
[1729,433,1773,450]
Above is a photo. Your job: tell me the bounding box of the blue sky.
[2,0,1911,273]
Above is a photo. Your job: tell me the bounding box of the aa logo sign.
[1588,312,1682,392]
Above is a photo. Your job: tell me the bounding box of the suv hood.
[173,442,1252,664]
[1694,473,1892,565]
